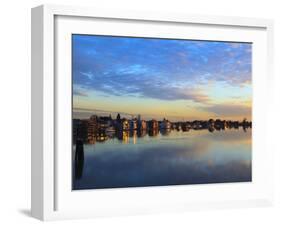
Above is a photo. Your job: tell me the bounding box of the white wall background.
[0,0,280,225]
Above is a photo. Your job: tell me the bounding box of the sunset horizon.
[73,34,251,121]
[73,107,251,122]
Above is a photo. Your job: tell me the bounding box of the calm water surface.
[73,129,251,190]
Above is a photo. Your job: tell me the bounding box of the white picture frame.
[31,4,274,221]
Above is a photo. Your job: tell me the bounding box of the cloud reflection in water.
[73,129,251,190]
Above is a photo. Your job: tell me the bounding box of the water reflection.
[148,129,158,137]
[137,129,147,138]
[160,128,171,136]
[74,140,84,180]
[117,131,130,144]
[73,128,252,190]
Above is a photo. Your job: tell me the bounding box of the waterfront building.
[136,114,147,130]
[129,119,138,130]
[137,129,147,137]
[148,129,158,137]
[160,118,171,130]
[148,119,159,130]
[181,122,190,131]
[137,120,147,130]
[98,115,112,130]
[192,120,201,129]
[87,115,98,143]
[122,118,130,131]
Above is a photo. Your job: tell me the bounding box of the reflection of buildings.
[137,129,147,138]
[148,129,158,137]
[208,127,215,133]
[137,115,147,130]
[242,118,252,132]
[225,120,239,129]
[73,113,252,144]
[160,128,171,136]
[191,120,202,130]
[88,115,98,143]
[106,131,116,138]
[174,122,181,131]
[74,140,84,180]
[181,122,191,132]
[117,131,130,143]
[129,130,137,137]
[208,119,215,128]
[129,130,137,144]
[96,131,108,142]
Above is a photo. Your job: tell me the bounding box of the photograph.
[72,34,252,190]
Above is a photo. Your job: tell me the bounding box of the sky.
[72,34,252,121]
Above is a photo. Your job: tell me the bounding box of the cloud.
[80,71,94,80]
[137,85,210,102]
[73,89,88,97]
[72,35,252,103]
[200,103,251,117]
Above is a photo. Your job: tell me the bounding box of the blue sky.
[72,34,252,121]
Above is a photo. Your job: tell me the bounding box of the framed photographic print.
[31,4,274,221]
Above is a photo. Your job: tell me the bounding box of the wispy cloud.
[200,103,251,118]
[73,88,88,97]
[72,35,251,112]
